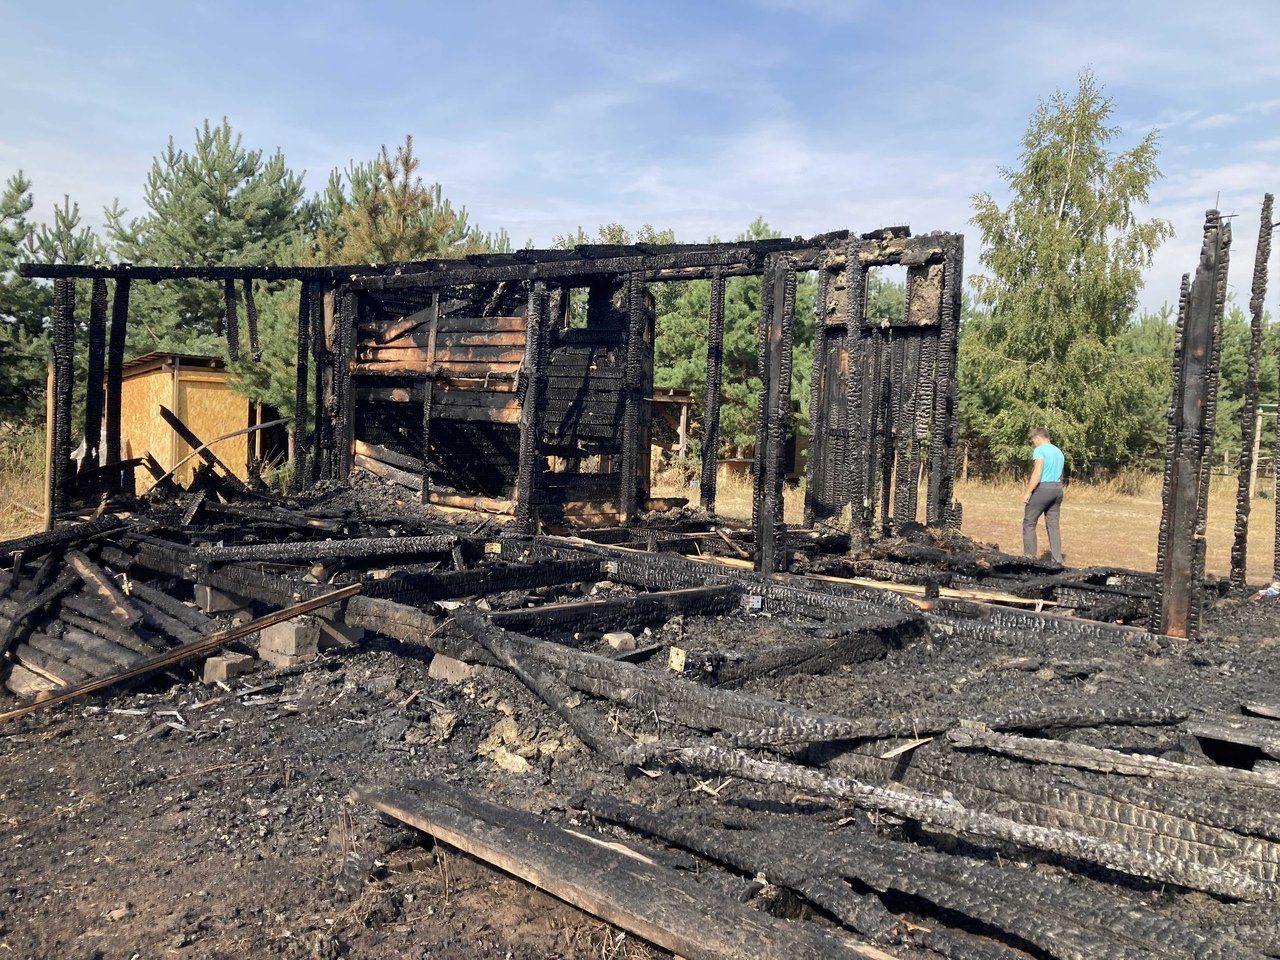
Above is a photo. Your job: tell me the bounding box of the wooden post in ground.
[1155,211,1231,638]
[1231,193,1273,587]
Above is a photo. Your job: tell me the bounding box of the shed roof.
[121,352,227,379]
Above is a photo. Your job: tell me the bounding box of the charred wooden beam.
[359,781,865,960]
[0,570,79,661]
[489,584,740,636]
[803,259,829,528]
[195,534,457,564]
[843,260,871,543]
[51,279,75,515]
[361,557,602,605]
[0,584,360,722]
[619,276,649,523]
[333,290,358,479]
[1,515,125,563]
[1154,211,1231,638]
[81,278,109,478]
[1231,195,1273,586]
[750,261,774,539]
[290,281,312,492]
[668,745,1265,900]
[242,278,261,362]
[418,292,440,504]
[65,549,143,628]
[310,284,328,482]
[222,278,241,362]
[927,235,963,527]
[103,277,130,487]
[514,281,549,533]
[700,271,727,512]
[756,259,796,573]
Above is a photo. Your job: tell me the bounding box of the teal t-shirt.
[1033,443,1064,483]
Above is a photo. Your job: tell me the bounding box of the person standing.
[1023,427,1064,563]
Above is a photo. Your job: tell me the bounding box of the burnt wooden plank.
[363,557,602,604]
[489,585,739,636]
[65,550,143,627]
[357,781,865,960]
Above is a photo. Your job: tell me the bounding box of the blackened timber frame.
[514,281,550,533]
[756,257,797,574]
[700,271,727,512]
[82,278,109,474]
[618,275,649,523]
[103,277,130,490]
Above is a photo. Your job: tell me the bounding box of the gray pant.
[1023,482,1063,563]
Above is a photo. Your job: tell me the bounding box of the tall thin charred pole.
[699,271,726,513]
[1154,211,1232,639]
[1230,194,1273,587]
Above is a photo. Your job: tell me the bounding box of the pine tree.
[964,72,1172,472]
[105,118,307,359]
[0,178,104,423]
[309,136,509,264]
[0,173,48,422]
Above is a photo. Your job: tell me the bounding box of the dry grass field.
[0,428,44,541]
[657,469,1279,585]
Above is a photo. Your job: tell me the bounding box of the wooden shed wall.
[120,369,173,493]
[174,373,249,486]
[120,364,249,491]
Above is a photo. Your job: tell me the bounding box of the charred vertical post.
[310,284,328,482]
[842,257,871,546]
[619,275,650,524]
[757,258,796,574]
[877,330,895,535]
[82,277,108,476]
[290,281,312,493]
[895,331,922,525]
[50,279,76,515]
[927,237,963,527]
[242,278,262,362]
[515,281,549,533]
[1153,275,1190,631]
[803,258,829,528]
[751,259,776,535]
[700,271,727,513]
[419,291,440,505]
[1231,193,1274,587]
[1154,211,1232,639]
[333,290,358,480]
[223,279,241,362]
[103,276,130,489]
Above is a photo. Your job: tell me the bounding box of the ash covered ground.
[2,579,1278,959]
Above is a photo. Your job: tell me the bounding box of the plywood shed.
[119,353,277,491]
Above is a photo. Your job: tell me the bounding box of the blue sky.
[2,0,1277,310]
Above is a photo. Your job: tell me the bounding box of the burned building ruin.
[29,226,964,574]
[6,205,1280,960]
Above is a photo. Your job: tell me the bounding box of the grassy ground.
[656,469,1279,584]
